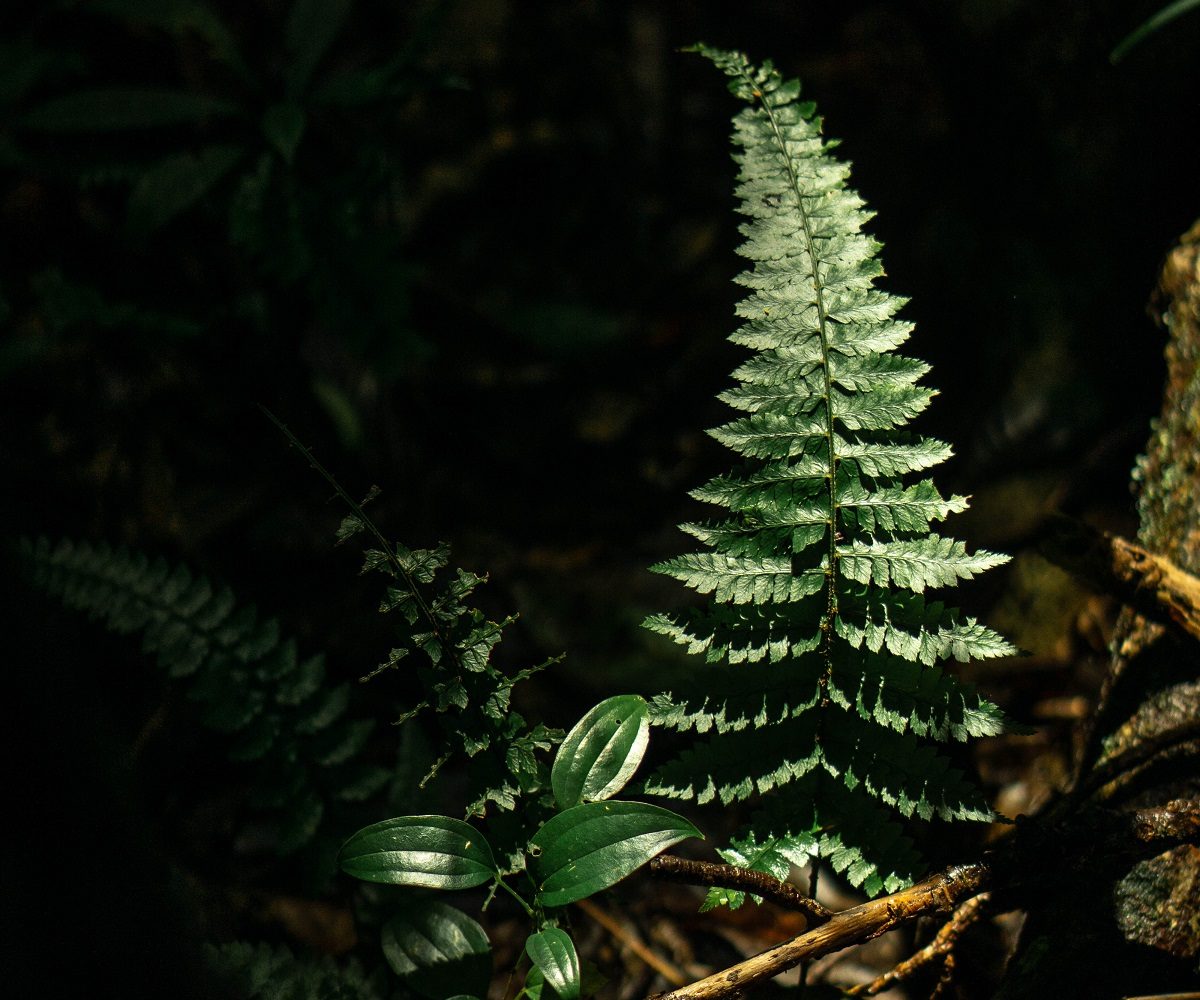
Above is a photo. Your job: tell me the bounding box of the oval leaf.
[529,801,701,907]
[338,814,496,889]
[525,928,580,1000]
[382,901,491,1000]
[552,695,650,809]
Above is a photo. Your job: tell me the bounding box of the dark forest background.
[2,1,1197,995]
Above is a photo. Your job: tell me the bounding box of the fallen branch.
[646,800,1200,1000]
[1040,516,1200,644]
[648,863,991,1000]
[575,896,689,988]
[847,893,989,996]
[649,855,832,926]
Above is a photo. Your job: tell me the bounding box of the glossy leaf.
[529,801,701,907]
[552,695,649,809]
[381,901,491,1000]
[525,928,580,1000]
[338,814,496,888]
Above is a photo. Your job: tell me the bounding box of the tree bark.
[1001,221,1200,996]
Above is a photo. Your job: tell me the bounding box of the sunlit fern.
[645,46,1023,901]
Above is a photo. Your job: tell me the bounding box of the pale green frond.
[836,586,1017,664]
[644,605,822,664]
[651,552,826,604]
[643,711,822,805]
[828,653,1017,742]
[819,709,993,821]
[839,535,1010,593]
[645,46,1018,895]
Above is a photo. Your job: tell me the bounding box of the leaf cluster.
[3,0,448,412]
[338,494,562,819]
[336,694,700,1000]
[645,46,1023,901]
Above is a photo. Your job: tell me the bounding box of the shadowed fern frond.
[646,46,1023,902]
[24,537,389,854]
[206,942,384,1000]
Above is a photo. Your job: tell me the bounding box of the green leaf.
[381,901,491,1000]
[24,88,239,131]
[262,102,306,164]
[1111,0,1200,63]
[528,801,701,907]
[127,144,244,236]
[524,928,580,1000]
[89,0,245,70]
[284,0,355,95]
[337,815,497,888]
[552,695,649,809]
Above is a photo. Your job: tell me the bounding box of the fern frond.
[646,45,1021,901]
[206,942,384,1000]
[643,709,822,805]
[652,552,826,604]
[24,537,389,854]
[839,536,1009,593]
[835,585,1016,665]
[828,654,1015,742]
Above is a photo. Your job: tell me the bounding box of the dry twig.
[1041,516,1200,644]
[649,856,832,926]
[646,801,1200,1000]
[575,896,689,988]
[846,893,990,996]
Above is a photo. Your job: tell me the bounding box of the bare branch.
[649,856,832,926]
[1041,516,1200,643]
[647,800,1200,1000]
[575,896,689,988]
[847,893,989,996]
[647,864,991,1000]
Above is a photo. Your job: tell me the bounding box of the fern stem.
[743,68,840,686]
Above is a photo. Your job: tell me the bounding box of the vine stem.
[649,856,831,924]
[261,407,466,676]
[492,877,536,918]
